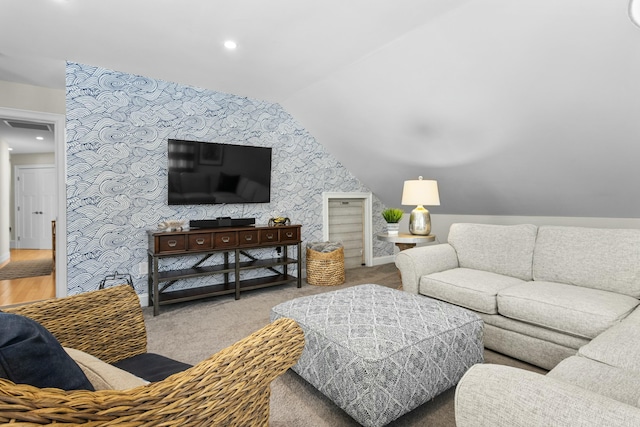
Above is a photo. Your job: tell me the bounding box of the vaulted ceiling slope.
[2,0,639,217]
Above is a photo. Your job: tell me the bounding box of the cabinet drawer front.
[260,229,278,244]
[214,232,238,248]
[158,235,186,253]
[188,233,212,250]
[239,230,259,246]
[279,227,300,242]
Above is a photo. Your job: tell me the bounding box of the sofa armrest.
[5,285,146,364]
[455,364,640,427]
[0,317,304,426]
[394,243,459,294]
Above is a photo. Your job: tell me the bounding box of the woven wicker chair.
[0,284,305,426]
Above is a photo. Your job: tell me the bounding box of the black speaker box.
[189,218,255,229]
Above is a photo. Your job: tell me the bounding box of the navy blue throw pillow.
[0,312,94,391]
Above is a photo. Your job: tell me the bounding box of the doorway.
[0,107,66,300]
[322,192,373,268]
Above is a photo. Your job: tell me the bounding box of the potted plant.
[381,208,404,235]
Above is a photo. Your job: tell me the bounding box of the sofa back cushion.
[448,223,538,281]
[533,226,640,298]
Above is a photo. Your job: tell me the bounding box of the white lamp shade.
[401,179,440,206]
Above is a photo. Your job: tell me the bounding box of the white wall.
[284,0,640,219]
[0,81,65,113]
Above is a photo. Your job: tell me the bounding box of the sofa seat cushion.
[498,281,639,339]
[579,307,640,374]
[420,268,526,314]
[549,355,640,407]
[113,353,192,382]
[64,347,149,390]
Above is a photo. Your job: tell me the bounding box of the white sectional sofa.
[395,223,640,370]
[455,305,640,426]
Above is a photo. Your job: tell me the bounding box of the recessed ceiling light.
[8,147,13,151]
[224,40,237,50]
[36,136,44,140]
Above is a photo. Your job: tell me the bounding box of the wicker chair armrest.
[0,317,304,426]
[4,285,146,363]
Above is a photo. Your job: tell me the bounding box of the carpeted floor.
[144,263,545,426]
[0,259,53,280]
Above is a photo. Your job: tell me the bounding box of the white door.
[16,166,56,249]
[328,198,365,269]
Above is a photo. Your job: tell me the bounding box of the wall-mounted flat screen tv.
[168,139,272,205]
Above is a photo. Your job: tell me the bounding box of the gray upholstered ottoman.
[270,284,483,427]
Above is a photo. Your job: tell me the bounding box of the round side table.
[377,233,436,251]
[377,233,436,290]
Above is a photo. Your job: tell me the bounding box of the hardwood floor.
[0,249,55,307]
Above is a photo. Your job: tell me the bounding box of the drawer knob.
[286,232,293,238]
[245,235,253,241]
[196,238,205,245]
[222,237,230,243]
[266,233,274,239]
[167,240,178,247]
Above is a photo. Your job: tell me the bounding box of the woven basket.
[306,246,345,286]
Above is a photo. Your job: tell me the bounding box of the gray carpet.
[144,264,545,426]
[0,259,53,280]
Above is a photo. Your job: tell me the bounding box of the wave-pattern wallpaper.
[65,62,391,295]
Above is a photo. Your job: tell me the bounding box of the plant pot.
[385,223,400,235]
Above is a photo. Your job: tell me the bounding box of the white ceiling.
[1,0,462,101]
[0,118,55,154]
[2,0,640,217]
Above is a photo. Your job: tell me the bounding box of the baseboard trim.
[372,255,394,266]
[138,293,149,307]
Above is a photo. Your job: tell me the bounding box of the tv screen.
[168,139,272,205]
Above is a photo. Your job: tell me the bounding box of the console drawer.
[260,229,278,244]
[279,227,300,243]
[188,233,212,250]
[238,230,259,246]
[214,232,238,248]
[158,235,186,253]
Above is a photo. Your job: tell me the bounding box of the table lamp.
[401,176,440,235]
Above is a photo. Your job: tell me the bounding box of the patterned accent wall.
[65,62,392,295]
